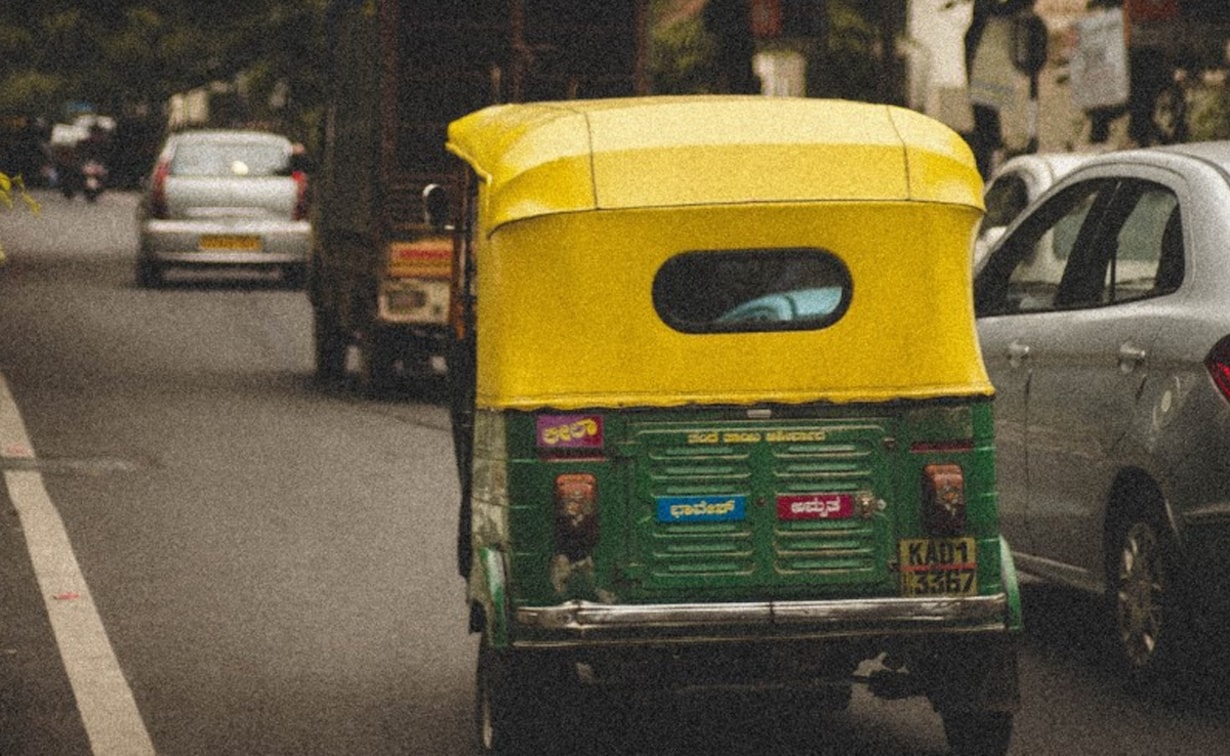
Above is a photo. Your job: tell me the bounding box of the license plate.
[898,537,977,597]
[199,234,261,251]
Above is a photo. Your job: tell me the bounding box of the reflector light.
[291,170,310,220]
[554,473,599,560]
[922,464,966,535]
[149,160,170,219]
[387,239,452,278]
[1206,336,1230,402]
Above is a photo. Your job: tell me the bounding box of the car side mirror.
[423,183,452,231]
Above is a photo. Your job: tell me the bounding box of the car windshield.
[170,140,289,177]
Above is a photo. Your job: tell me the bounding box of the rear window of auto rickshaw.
[652,247,853,334]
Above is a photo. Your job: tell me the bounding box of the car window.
[653,248,852,333]
[976,178,1182,317]
[169,140,290,177]
[1108,185,1182,301]
[975,179,1113,316]
[982,173,1029,229]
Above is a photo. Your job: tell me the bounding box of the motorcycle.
[81,159,107,202]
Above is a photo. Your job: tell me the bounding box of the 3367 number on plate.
[898,537,977,596]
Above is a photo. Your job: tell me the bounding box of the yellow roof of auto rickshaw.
[446,95,983,230]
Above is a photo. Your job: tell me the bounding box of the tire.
[283,265,307,290]
[941,710,1013,756]
[356,330,400,395]
[136,259,162,288]
[475,643,515,755]
[312,308,347,381]
[475,644,558,756]
[1110,513,1191,683]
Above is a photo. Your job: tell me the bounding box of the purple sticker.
[536,415,603,449]
[777,493,854,521]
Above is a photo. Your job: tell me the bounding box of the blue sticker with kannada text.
[656,495,747,523]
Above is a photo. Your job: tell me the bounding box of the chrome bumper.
[514,594,1012,647]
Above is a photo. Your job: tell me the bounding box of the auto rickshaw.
[444,96,1022,755]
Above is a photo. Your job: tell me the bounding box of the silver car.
[135,130,310,287]
[975,153,1092,268]
[975,142,1230,683]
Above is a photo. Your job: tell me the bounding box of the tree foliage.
[0,170,39,262]
[0,0,328,133]
[648,0,898,100]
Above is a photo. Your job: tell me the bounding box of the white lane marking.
[0,374,155,755]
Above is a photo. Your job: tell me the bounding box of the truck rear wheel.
[313,309,347,381]
[357,330,400,394]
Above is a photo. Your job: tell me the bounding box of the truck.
[309,0,649,391]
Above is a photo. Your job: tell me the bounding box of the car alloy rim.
[1116,521,1164,669]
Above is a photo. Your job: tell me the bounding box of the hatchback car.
[975,153,1092,268]
[975,141,1230,682]
[135,130,310,287]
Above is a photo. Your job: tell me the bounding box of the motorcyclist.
[75,124,110,201]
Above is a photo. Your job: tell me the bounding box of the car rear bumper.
[511,593,1015,648]
[140,219,310,265]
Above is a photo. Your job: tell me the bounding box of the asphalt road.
[2,190,1230,754]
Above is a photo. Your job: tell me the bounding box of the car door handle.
[1118,342,1147,372]
[1007,341,1031,368]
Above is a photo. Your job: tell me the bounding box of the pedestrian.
[966,0,1035,177]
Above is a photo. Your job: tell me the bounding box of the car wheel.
[312,308,347,381]
[283,265,307,289]
[136,259,163,288]
[941,710,1013,756]
[1111,513,1190,682]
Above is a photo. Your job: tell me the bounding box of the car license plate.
[898,537,977,597]
[199,234,261,251]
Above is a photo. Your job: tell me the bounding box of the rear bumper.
[512,593,1014,649]
[140,219,310,265]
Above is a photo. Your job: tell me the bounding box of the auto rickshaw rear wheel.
[940,710,1013,756]
[476,643,543,755]
[476,641,583,755]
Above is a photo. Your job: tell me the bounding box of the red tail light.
[554,473,598,560]
[922,464,966,535]
[1205,336,1230,401]
[148,160,170,219]
[292,170,309,221]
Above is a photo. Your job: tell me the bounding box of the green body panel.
[999,536,1024,632]
[480,400,1008,620]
